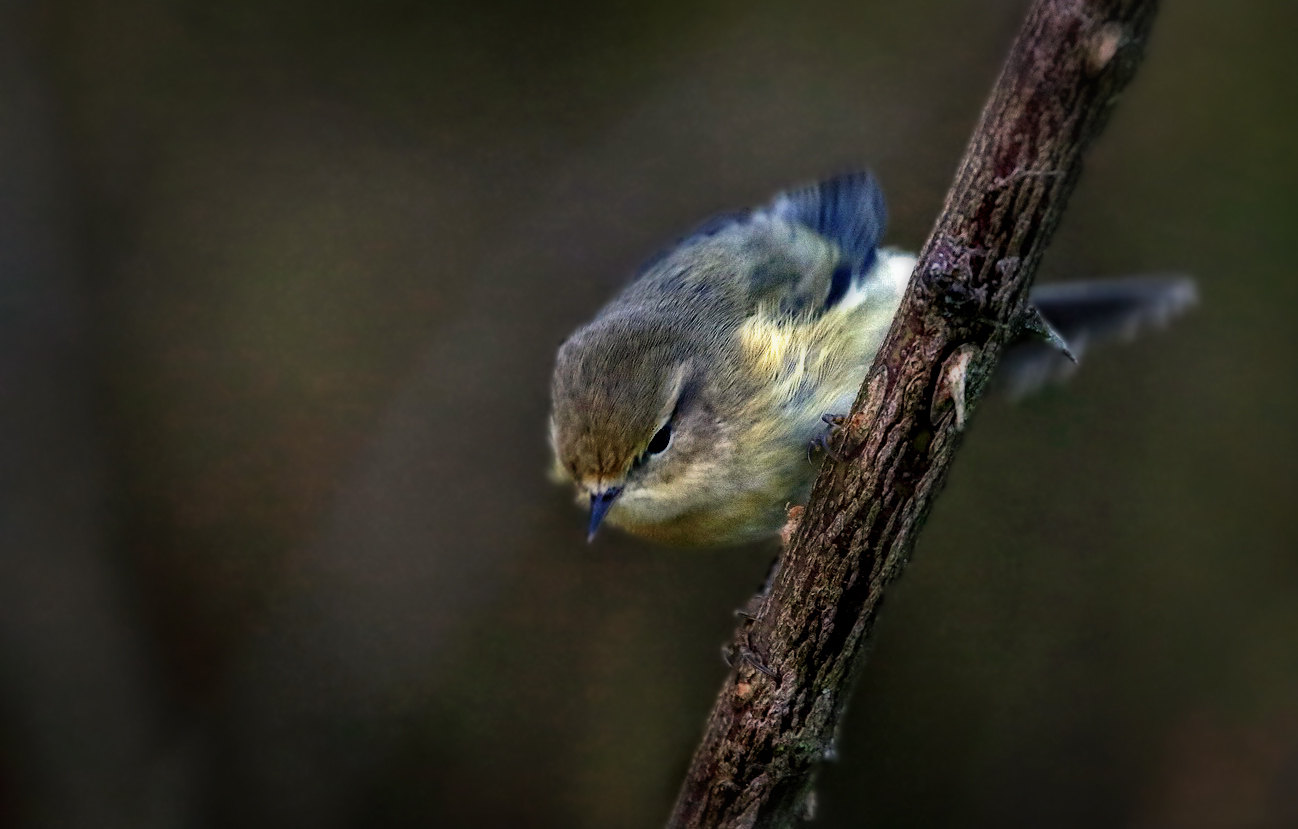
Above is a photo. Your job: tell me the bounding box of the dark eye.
[646,422,672,455]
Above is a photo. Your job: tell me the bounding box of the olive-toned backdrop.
[1,0,1294,826]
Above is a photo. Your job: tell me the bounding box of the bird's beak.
[587,487,623,542]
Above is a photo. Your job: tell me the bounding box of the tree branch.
[666,1,1160,826]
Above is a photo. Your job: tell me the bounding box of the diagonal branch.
[666,1,1161,826]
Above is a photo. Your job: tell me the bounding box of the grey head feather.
[551,312,699,482]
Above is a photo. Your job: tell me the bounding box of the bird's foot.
[807,413,848,463]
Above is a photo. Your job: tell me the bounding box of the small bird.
[549,172,1194,546]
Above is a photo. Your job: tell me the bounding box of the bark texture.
[666,1,1160,826]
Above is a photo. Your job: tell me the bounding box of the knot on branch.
[932,344,979,431]
[1087,21,1127,75]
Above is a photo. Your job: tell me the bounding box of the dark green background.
[2,0,1294,826]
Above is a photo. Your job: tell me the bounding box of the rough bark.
[666,1,1160,826]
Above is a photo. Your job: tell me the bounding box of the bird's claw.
[723,643,777,678]
[807,413,848,463]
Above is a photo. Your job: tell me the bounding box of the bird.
[548,172,1195,546]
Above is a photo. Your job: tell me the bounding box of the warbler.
[548,172,1194,546]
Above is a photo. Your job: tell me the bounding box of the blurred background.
[1,0,1295,826]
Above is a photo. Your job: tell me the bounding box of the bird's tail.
[998,275,1198,397]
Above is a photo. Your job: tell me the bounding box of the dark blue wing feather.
[772,171,887,276]
[631,173,888,316]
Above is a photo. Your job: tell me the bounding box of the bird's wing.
[758,171,888,316]
[769,171,888,275]
[627,172,888,319]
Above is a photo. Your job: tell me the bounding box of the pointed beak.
[587,487,623,542]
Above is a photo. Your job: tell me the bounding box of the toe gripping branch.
[808,413,849,463]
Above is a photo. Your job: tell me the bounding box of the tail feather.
[998,274,1197,397]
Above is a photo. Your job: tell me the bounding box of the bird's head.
[548,314,731,542]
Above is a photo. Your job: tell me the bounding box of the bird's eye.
[646,422,672,455]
